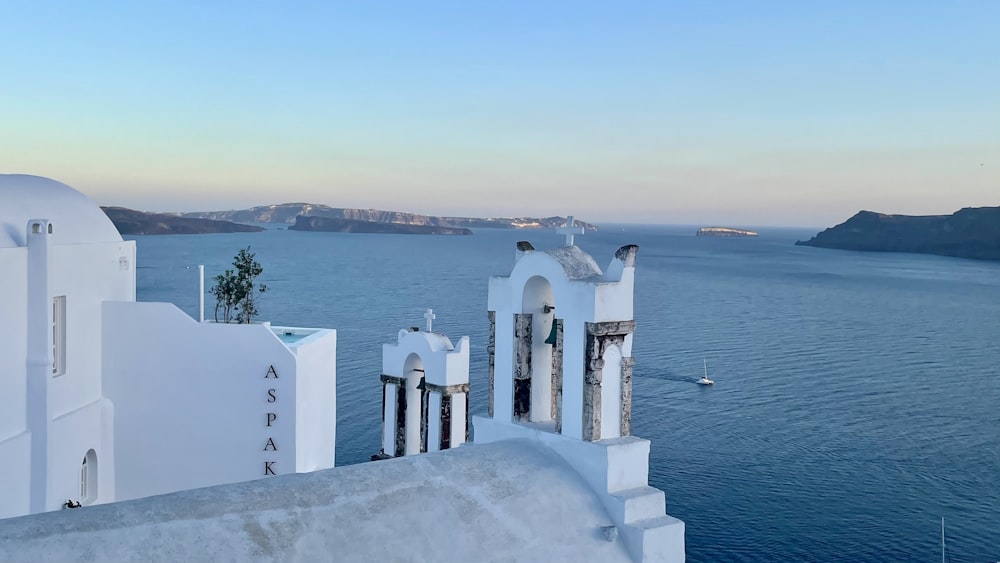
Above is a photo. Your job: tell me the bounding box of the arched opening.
[601,344,623,439]
[517,275,562,429]
[402,353,425,455]
[80,449,98,505]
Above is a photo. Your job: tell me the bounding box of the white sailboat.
[697,359,714,386]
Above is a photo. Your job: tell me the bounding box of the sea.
[132,224,1000,562]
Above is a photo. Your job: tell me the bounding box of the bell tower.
[374,310,470,460]
[473,226,686,563]
[483,220,637,441]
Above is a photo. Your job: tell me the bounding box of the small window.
[52,296,66,375]
[80,456,88,500]
[80,450,97,505]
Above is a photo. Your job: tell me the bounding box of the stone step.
[608,486,665,524]
[620,515,686,563]
[632,514,681,530]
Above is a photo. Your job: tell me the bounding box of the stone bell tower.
[472,219,686,563]
[484,221,637,441]
[374,310,470,460]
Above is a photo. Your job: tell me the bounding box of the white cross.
[424,308,436,332]
[556,215,585,246]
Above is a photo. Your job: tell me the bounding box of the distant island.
[795,207,1000,261]
[289,215,472,235]
[697,227,759,237]
[103,203,592,237]
[180,203,597,231]
[102,207,264,235]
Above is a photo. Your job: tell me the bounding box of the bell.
[544,320,559,345]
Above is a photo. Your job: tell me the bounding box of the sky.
[1,1,997,227]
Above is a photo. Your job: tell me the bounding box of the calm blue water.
[131,225,1000,562]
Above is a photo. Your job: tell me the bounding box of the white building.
[0,174,337,519]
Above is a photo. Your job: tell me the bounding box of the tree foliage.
[211,246,267,323]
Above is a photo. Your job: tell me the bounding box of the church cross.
[556,215,585,246]
[424,308,436,332]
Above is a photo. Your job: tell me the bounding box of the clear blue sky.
[1,1,997,226]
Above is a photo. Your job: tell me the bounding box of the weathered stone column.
[583,335,603,442]
[464,392,470,442]
[621,356,634,437]
[420,382,428,453]
[376,374,407,457]
[379,380,387,453]
[440,394,452,449]
[552,318,564,434]
[420,381,430,454]
[487,311,496,418]
[425,382,470,450]
[513,313,532,422]
[583,320,635,441]
[375,377,399,460]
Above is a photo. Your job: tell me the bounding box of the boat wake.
[657,374,715,386]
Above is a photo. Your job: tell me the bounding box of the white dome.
[0,174,123,248]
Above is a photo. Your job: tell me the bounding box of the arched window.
[79,457,88,500]
[516,275,559,426]
[80,450,98,505]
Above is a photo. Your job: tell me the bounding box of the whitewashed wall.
[0,436,30,520]
[46,399,115,509]
[0,248,29,518]
[0,234,133,517]
[291,330,338,471]
[43,241,133,512]
[102,302,336,502]
[48,243,135,417]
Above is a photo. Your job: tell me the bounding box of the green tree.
[211,246,267,323]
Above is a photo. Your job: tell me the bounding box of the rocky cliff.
[181,203,596,231]
[182,204,451,226]
[442,216,599,230]
[795,207,1000,261]
[288,215,472,235]
[102,207,265,235]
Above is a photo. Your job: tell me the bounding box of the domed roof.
[0,174,123,248]
[395,329,455,353]
[541,245,604,280]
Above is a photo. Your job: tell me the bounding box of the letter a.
[264,461,276,475]
[264,437,277,451]
[265,365,279,379]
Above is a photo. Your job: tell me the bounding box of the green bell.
[544,320,559,345]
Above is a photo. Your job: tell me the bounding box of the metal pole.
[198,265,205,322]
